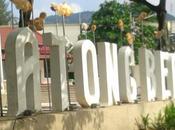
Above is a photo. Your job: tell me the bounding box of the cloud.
[70,3,82,13]
[146,0,159,6]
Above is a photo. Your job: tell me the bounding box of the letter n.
[97,42,120,106]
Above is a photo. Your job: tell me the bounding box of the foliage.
[91,1,130,44]
[149,112,166,130]
[134,24,156,63]
[136,102,175,130]
[129,2,156,22]
[78,0,157,63]
[79,1,131,45]
[164,101,175,130]
[0,0,10,25]
[135,114,150,130]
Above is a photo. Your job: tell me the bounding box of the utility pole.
[170,1,173,33]
[11,1,14,29]
[79,12,82,34]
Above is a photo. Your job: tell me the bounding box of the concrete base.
[0,101,172,130]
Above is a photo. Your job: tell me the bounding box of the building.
[166,13,175,33]
[166,14,175,45]
[43,24,80,44]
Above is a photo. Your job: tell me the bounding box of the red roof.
[0,26,50,59]
[0,26,14,49]
[0,26,44,48]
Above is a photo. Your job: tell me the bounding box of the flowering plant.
[126,32,134,45]
[50,2,72,17]
[11,0,32,12]
[117,19,124,31]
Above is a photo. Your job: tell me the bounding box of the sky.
[9,0,175,18]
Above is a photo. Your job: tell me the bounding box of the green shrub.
[135,114,150,130]
[149,112,166,130]
[136,102,175,130]
[164,101,175,130]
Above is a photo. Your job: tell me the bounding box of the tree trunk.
[130,0,169,50]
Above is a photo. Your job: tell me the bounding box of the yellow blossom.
[154,30,163,39]
[126,33,134,45]
[56,3,72,16]
[91,24,97,32]
[137,12,148,21]
[11,0,32,12]
[117,19,124,31]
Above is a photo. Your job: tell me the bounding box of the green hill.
[45,11,94,24]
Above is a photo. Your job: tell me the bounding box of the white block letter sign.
[43,33,69,111]
[74,40,100,107]
[97,42,120,106]
[5,28,41,116]
[118,46,137,102]
[139,48,156,101]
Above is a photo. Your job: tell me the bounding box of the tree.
[80,0,156,46]
[130,0,166,31]
[0,0,10,25]
[79,0,157,63]
[92,1,130,45]
[130,0,168,50]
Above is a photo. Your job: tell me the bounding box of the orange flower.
[126,33,134,45]
[56,3,72,16]
[91,24,96,32]
[154,30,163,39]
[28,12,47,31]
[11,0,32,12]
[137,12,148,21]
[39,12,47,20]
[117,19,124,31]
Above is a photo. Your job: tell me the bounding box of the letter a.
[5,28,41,116]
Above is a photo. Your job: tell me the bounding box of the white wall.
[172,21,175,33]
[44,24,81,44]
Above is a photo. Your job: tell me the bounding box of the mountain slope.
[45,11,94,24]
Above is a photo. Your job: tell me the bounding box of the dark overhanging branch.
[130,0,167,31]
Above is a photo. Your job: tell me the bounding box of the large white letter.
[74,40,100,107]
[139,48,156,101]
[167,54,175,99]
[5,28,41,116]
[167,53,175,99]
[43,33,69,111]
[97,42,120,106]
[155,51,171,100]
[0,35,5,94]
[118,46,137,102]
